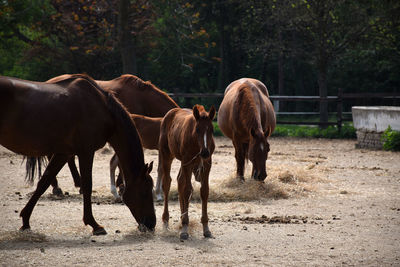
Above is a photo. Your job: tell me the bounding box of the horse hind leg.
[46,155,63,196]
[154,153,163,202]
[67,156,81,188]
[109,153,121,201]
[20,154,69,231]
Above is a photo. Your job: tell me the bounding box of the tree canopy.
[1,0,398,115]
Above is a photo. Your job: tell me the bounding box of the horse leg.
[160,152,173,230]
[178,165,193,240]
[50,176,63,196]
[78,152,106,235]
[47,155,63,196]
[200,158,212,238]
[154,152,163,202]
[67,156,81,188]
[20,154,69,231]
[109,153,120,200]
[233,138,246,181]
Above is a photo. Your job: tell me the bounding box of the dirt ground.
[0,136,399,266]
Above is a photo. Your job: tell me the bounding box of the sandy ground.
[0,136,399,266]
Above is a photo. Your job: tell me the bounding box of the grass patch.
[213,121,355,139]
[272,123,356,139]
[381,126,400,151]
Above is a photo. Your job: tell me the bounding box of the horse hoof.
[180,232,189,240]
[203,230,212,238]
[52,187,63,196]
[19,225,31,232]
[93,227,107,235]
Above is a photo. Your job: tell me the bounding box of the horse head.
[122,161,156,231]
[193,105,216,159]
[248,127,272,181]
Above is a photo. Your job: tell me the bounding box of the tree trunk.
[278,49,285,111]
[118,0,137,74]
[318,56,329,128]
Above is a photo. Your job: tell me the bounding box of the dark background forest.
[0,0,399,120]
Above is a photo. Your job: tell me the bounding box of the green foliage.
[212,121,355,139]
[212,121,223,137]
[381,126,400,151]
[271,123,356,139]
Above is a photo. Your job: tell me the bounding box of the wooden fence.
[168,90,400,131]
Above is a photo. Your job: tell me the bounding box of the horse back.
[160,108,194,159]
[97,75,178,117]
[218,78,275,140]
[0,76,113,156]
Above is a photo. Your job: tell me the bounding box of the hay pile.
[167,164,324,202]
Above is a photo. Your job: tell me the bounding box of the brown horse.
[0,74,156,235]
[47,74,179,197]
[217,78,276,181]
[110,114,164,201]
[159,105,215,240]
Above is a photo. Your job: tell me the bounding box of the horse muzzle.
[138,215,156,232]
[200,148,210,159]
[252,170,267,181]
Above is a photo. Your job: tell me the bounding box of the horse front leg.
[20,154,69,231]
[200,158,212,238]
[78,152,106,235]
[178,165,193,240]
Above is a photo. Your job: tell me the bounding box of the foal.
[159,105,215,240]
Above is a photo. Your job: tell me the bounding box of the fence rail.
[168,90,400,131]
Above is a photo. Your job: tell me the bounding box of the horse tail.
[23,156,47,184]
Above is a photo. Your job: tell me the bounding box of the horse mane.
[120,74,179,108]
[56,74,145,177]
[234,82,262,132]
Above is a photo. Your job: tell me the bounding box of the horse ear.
[147,161,153,174]
[209,105,216,120]
[193,105,200,120]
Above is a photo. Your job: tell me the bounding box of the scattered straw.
[165,163,323,202]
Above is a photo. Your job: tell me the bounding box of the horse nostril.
[200,149,210,158]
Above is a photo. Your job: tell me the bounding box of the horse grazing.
[0,74,156,235]
[217,78,276,181]
[110,114,164,201]
[159,105,216,240]
[47,74,179,198]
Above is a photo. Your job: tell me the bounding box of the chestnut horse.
[47,74,179,197]
[0,74,156,235]
[159,105,215,240]
[217,78,276,181]
[110,114,163,201]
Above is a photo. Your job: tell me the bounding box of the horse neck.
[109,125,145,184]
[148,90,178,116]
[104,93,145,184]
